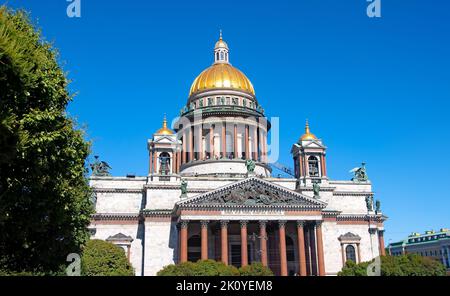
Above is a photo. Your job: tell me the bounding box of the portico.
[174,177,327,276]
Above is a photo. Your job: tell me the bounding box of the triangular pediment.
[177,177,326,209]
[303,141,326,149]
[153,135,177,144]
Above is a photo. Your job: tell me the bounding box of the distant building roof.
[388,228,449,248]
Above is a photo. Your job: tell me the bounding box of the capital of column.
[315,220,323,227]
[278,220,287,228]
[378,229,385,235]
[297,220,305,228]
[368,228,377,235]
[200,220,209,228]
[240,220,249,228]
[220,220,229,228]
[259,220,268,228]
[180,220,189,229]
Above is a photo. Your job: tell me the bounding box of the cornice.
[91,213,141,221]
[92,188,144,194]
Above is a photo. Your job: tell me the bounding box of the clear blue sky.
[4,0,450,243]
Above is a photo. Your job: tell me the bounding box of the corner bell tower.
[291,120,328,186]
[148,115,182,181]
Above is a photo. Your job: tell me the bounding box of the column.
[234,125,238,159]
[357,243,362,263]
[279,221,288,276]
[315,221,326,276]
[241,220,248,267]
[378,230,386,256]
[221,124,226,158]
[180,221,189,263]
[210,125,214,159]
[189,127,194,162]
[321,154,327,176]
[253,127,258,160]
[221,220,229,265]
[259,221,268,267]
[177,151,181,173]
[320,155,325,177]
[149,151,153,175]
[259,129,263,162]
[245,125,250,159]
[299,155,303,177]
[127,245,131,263]
[172,153,176,174]
[297,221,307,276]
[341,244,345,266]
[153,151,158,174]
[182,131,187,164]
[201,221,209,260]
[197,125,203,161]
[304,156,309,177]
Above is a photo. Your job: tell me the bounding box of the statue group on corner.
[350,162,369,182]
[90,156,112,177]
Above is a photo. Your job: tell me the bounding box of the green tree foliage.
[157,260,240,276]
[0,6,93,273]
[238,262,274,276]
[81,240,134,276]
[157,260,274,276]
[338,254,447,276]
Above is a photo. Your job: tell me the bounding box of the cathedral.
[89,34,387,276]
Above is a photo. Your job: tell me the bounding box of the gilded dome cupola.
[189,32,255,97]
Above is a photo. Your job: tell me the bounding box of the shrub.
[157,260,240,276]
[239,263,274,276]
[338,254,447,276]
[81,240,134,276]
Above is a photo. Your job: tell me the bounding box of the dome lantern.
[214,30,229,64]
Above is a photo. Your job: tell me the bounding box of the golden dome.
[189,63,255,96]
[300,120,318,141]
[156,115,174,135]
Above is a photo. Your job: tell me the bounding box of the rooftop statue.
[90,156,112,177]
[350,162,369,182]
[375,200,381,214]
[246,159,256,175]
[180,179,188,198]
[365,195,374,212]
[313,182,320,199]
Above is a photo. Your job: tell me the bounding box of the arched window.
[216,52,219,61]
[159,152,171,175]
[345,245,357,263]
[220,52,224,60]
[188,235,201,262]
[308,156,319,177]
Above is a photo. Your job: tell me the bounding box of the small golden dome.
[156,115,174,135]
[300,120,318,141]
[189,63,255,96]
